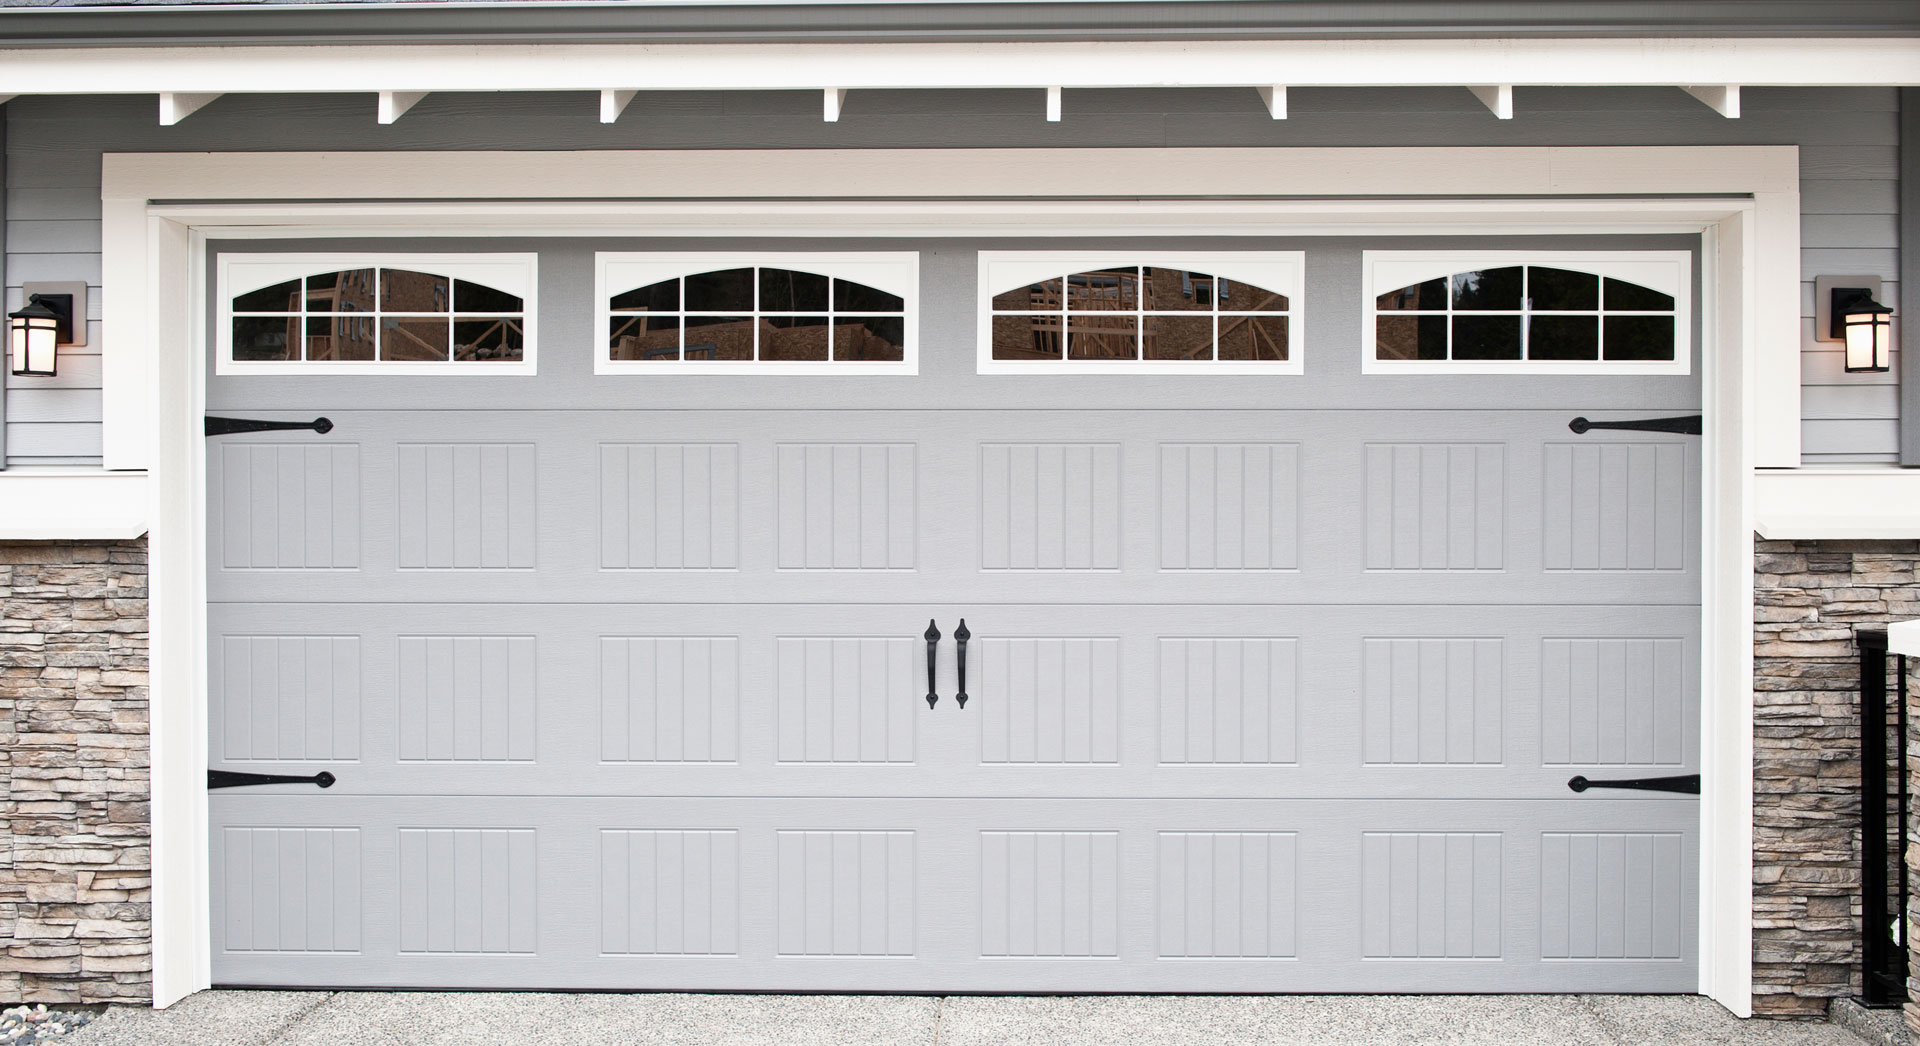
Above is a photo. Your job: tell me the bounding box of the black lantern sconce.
[7,281,87,378]
[1815,275,1896,374]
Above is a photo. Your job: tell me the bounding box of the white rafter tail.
[1467,84,1514,120]
[1681,84,1741,118]
[378,90,430,125]
[157,92,221,126]
[1046,85,1062,122]
[600,89,636,125]
[823,87,847,123]
[1255,85,1287,119]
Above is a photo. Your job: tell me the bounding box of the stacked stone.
[1753,538,1920,1017]
[0,541,150,1004]
[1910,710,1920,1040]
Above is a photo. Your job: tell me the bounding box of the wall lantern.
[1815,275,1896,375]
[8,295,66,377]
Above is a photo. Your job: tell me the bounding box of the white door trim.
[109,146,1783,1014]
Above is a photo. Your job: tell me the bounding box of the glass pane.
[1218,315,1288,361]
[1066,268,1139,312]
[232,316,297,361]
[610,315,681,361]
[834,317,906,362]
[1142,314,1214,360]
[1528,267,1600,311]
[761,315,830,361]
[453,280,523,314]
[1604,315,1677,361]
[682,315,754,360]
[1450,267,1523,311]
[992,313,1060,360]
[306,269,375,312]
[833,279,903,314]
[381,317,450,361]
[1452,315,1522,359]
[993,279,1062,313]
[761,269,829,313]
[1375,315,1446,360]
[305,315,374,361]
[1216,278,1288,313]
[1066,314,1138,360]
[611,279,680,314]
[685,269,754,312]
[1527,316,1599,360]
[232,279,301,313]
[1141,269,1215,312]
[381,269,451,313]
[1604,278,1676,312]
[453,317,524,362]
[1376,278,1447,312]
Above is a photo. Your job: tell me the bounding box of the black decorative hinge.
[1568,415,1702,436]
[208,770,337,790]
[205,416,334,437]
[1567,774,1700,795]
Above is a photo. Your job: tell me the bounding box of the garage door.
[206,241,1701,992]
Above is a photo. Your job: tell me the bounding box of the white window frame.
[977,251,1305,375]
[216,253,538,376]
[595,252,918,376]
[1363,250,1692,376]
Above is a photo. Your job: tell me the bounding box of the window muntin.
[1364,251,1689,375]
[597,253,918,375]
[219,254,536,375]
[978,253,1303,375]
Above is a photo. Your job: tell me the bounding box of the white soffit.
[1753,470,1920,540]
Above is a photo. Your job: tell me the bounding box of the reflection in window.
[1373,264,1676,364]
[990,266,1289,362]
[230,267,524,364]
[607,267,906,363]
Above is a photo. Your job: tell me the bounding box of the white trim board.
[1754,469,1920,539]
[0,470,149,540]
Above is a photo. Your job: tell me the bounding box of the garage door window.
[1364,251,1690,375]
[597,253,918,375]
[979,252,1304,374]
[219,254,537,375]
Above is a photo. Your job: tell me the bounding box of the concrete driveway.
[61,991,1886,1046]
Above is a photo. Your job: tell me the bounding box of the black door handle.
[206,416,334,436]
[924,619,941,709]
[954,619,971,710]
[209,769,336,790]
[1567,415,1701,436]
[1567,774,1699,795]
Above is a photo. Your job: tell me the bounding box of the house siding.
[1,85,1902,465]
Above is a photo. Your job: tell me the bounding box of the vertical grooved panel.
[1158,638,1297,765]
[396,443,535,570]
[599,443,739,570]
[774,830,914,957]
[217,635,360,762]
[1361,638,1504,765]
[1541,638,1687,766]
[220,827,361,953]
[775,637,914,764]
[979,637,1120,764]
[396,636,537,763]
[979,443,1120,571]
[776,443,916,570]
[397,828,536,954]
[600,830,739,956]
[1363,443,1504,571]
[1361,832,1502,958]
[218,443,360,570]
[1543,442,1687,571]
[1159,443,1299,570]
[1540,833,1684,960]
[980,831,1119,957]
[1156,831,1297,958]
[599,637,738,763]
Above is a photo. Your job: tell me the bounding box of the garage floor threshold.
[62,990,1895,1045]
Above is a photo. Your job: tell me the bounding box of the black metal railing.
[1855,628,1909,1007]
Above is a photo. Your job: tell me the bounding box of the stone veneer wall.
[0,540,150,1003]
[1754,538,1920,1017]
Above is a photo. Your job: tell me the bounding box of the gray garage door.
[206,239,1700,992]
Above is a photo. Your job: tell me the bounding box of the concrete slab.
[60,990,331,1046]
[1580,995,1872,1046]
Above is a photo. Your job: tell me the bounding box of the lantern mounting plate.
[20,281,86,348]
[1815,274,1883,344]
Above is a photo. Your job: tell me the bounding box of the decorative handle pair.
[923,619,971,709]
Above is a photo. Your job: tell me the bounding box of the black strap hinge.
[208,769,336,790]
[205,416,334,437]
[1568,415,1702,436]
[1567,774,1700,795]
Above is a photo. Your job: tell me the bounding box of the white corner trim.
[1887,620,1920,659]
[0,471,149,539]
[1754,469,1920,539]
